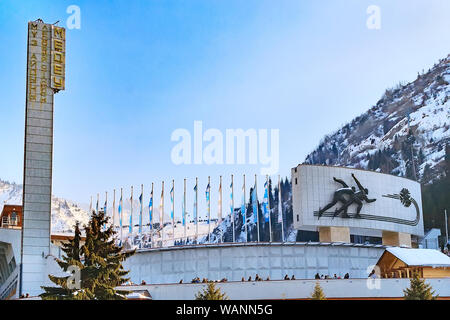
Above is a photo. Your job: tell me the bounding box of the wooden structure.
[0,205,22,229]
[375,247,450,279]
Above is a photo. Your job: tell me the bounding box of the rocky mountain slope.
[304,54,450,184]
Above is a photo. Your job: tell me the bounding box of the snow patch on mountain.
[0,179,90,233]
[304,54,450,184]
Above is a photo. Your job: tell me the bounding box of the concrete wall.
[123,243,385,285]
[121,278,450,300]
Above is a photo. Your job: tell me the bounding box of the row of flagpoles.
[89,175,285,247]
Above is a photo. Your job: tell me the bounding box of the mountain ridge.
[304,54,450,184]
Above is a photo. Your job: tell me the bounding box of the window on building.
[295,178,298,184]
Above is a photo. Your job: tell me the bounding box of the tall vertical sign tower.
[20,20,65,296]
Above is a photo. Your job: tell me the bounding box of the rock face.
[304,54,450,185]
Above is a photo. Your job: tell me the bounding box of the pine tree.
[40,222,83,300]
[403,272,437,300]
[310,282,326,300]
[80,210,135,299]
[195,282,228,300]
[40,210,135,300]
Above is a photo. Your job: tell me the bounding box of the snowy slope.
[304,54,450,184]
[0,179,90,233]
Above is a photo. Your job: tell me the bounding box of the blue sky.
[1,0,450,218]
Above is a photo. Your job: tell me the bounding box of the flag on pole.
[263,180,269,222]
[230,180,234,222]
[160,182,164,246]
[194,180,198,242]
[171,180,175,243]
[112,190,116,228]
[96,196,99,213]
[218,178,222,222]
[183,179,186,227]
[252,184,258,223]
[160,184,164,226]
[183,179,187,244]
[182,196,185,226]
[278,178,283,223]
[193,184,198,221]
[278,175,284,242]
[205,182,210,224]
[129,192,133,234]
[241,183,246,224]
[102,193,107,231]
[170,185,174,220]
[118,194,123,228]
[149,188,153,230]
[139,191,143,234]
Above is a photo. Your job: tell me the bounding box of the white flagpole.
[161,181,164,247]
[89,196,92,213]
[105,191,108,231]
[140,184,143,239]
[184,178,187,244]
[113,189,116,230]
[105,191,108,229]
[278,175,284,242]
[219,175,223,243]
[195,178,199,244]
[172,179,175,246]
[150,182,154,248]
[130,186,133,237]
[120,187,123,243]
[208,176,211,244]
[243,174,247,242]
[255,174,260,243]
[231,174,235,243]
[267,175,272,243]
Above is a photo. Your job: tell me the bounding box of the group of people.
[190,277,228,283]
[241,274,270,282]
[137,272,352,286]
[314,273,350,280]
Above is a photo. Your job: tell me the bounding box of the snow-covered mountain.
[0,179,90,233]
[304,54,450,184]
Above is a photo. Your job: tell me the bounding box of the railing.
[0,217,20,228]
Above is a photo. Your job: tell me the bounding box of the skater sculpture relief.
[318,173,376,219]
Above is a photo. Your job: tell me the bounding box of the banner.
[252,184,258,223]
[263,180,269,222]
[241,183,246,224]
[149,187,153,230]
[206,182,210,224]
[139,190,143,234]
